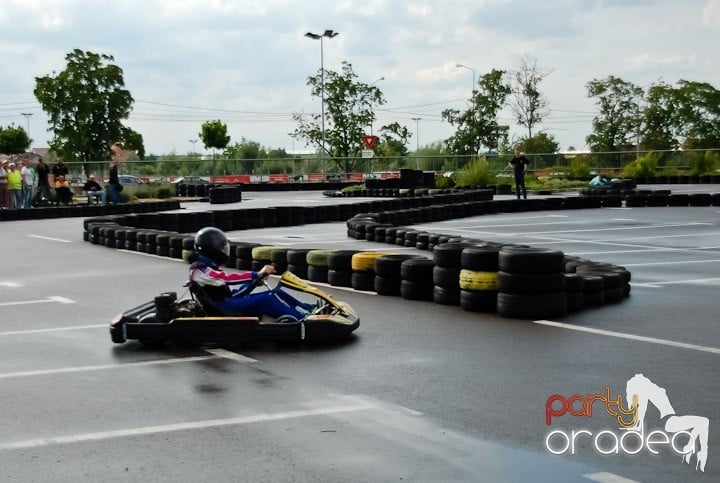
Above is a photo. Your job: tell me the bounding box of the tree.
[585,76,642,152]
[442,69,511,155]
[118,127,145,160]
[673,80,720,149]
[292,61,385,172]
[509,56,551,139]
[199,119,230,174]
[515,132,559,154]
[373,122,412,171]
[34,49,136,171]
[0,125,31,154]
[642,81,681,151]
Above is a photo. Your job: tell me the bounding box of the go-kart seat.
[188,282,226,316]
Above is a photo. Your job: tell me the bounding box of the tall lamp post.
[412,117,421,169]
[455,64,476,101]
[369,76,384,135]
[21,112,33,149]
[305,29,339,178]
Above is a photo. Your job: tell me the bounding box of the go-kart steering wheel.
[235,272,269,297]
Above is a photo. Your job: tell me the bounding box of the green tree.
[674,80,720,149]
[642,81,680,151]
[34,49,136,171]
[509,56,551,139]
[516,132,559,154]
[585,76,642,152]
[118,127,145,160]
[292,61,385,172]
[442,69,511,155]
[225,138,262,174]
[0,124,31,154]
[199,119,230,174]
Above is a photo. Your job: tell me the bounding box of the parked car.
[171,176,210,184]
[104,175,145,186]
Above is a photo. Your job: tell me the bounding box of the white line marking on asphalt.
[0,296,76,307]
[458,221,592,229]
[0,355,217,380]
[0,398,377,451]
[631,277,720,287]
[534,320,720,355]
[28,235,72,243]
[623,260,720,267]
[583,471,639,483]
[0,324,106,336]
[0,282,21,288]
[512,222,712,236]
[206,348,257,363]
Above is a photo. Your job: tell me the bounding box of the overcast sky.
[1,0,718,156]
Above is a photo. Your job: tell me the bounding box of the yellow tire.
[459,269,497,291]
[251,245,282,261]
[351,251,389,272]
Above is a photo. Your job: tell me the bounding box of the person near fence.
[54,174,73,205]
[508,150,532,200]
[106,160,123,204]
[6,163,23,209]
[20,161,35,209]
[0,160,8,209]
[83,174,106,205]
[35,158,52,204]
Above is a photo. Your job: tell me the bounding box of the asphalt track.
[0,187,718,482]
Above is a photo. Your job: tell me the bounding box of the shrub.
[568,157,590,179]
[689,151,719,175]
[435,175,455,189]
[134,189,152,199]
[156,187,174,199]
[621,153,660,178]
[455,158,492,187]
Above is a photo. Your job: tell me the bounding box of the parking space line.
[0,324,106,337]
[630,277,720,286]
[0,282,21,288]
[28,235,72,243]
[206,348,257,363]
[0,296,76,307]
[534,320,720,355]
[623,260,720,267]
[512,222,712,236]
[0,398,377,451]
[0,355,217,380]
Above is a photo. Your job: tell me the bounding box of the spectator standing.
[0,160,8,209]
[106,160,122,204]
[7,163,23,209]
[51,158,69,180]
[83,174,106,205]
[20,161,35,209]
[508,150,532,200]
[35,158,51,204]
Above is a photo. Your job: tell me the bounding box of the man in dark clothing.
[106,160,122,204]
[51,159,68,179]
[508,150,531,200]
[83,175,106,205]
[36,158,52,202]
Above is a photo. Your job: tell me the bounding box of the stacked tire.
[306,249,333,283]
[496,247,567,319]
[431,242,474,306]
[400,258,435,301]
[458,245,502,312]
[326,250,360,288]
[351,252,388,292]
[286,248,314,279]
[374,254,423,296]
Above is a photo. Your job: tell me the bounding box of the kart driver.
[189,227,313,321]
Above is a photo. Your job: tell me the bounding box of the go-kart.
[110,272,359,346]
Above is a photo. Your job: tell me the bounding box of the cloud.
[703,0,720,26]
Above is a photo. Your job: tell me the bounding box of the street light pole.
[189,139,198,153]
[412,117,421,169]
[21,113,33,149]
[455,64,476,101]
[305,29,339,179]
[369,76,384,135]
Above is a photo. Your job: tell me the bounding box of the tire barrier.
[351,251,388,292]
[209,186,242,204]
[0,200,180,223]
[374,254,424,296]
[457,245,502,312]
[399,258,435,301]
[306,249,333,284]
[432,242,474,306]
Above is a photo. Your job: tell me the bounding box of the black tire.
[566,292,584,312]
[374,254,423,278]
[498,248,564,274]
[286,264,308,279]
[400,258,435,281]
[351,271,376,292]
[497,292,567,319]
[496,271,564,295]
[400,280,434,301]
[459,289,497,313]
[433,285,460,305]
[563,273,583,292]
[287,248,314,266]
[327,250,361,271]
[460,247,500,271]
[432,242,474,268]
[307,265,328,283]
[374,275,402,296]
[432,265,461,288]
[327,269,353,288]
